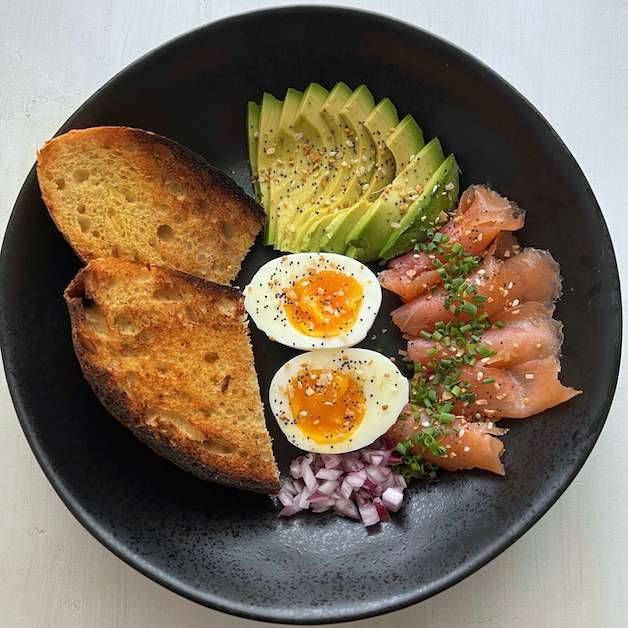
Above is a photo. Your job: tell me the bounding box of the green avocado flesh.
[379,154,460,260]
[345,137,445,261]
[303,95,398,253]
[249,84,459,260]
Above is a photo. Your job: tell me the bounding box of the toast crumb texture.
[38,126,264,285]
[64,257,280,493]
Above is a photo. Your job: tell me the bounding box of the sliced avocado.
[379,154,460,260]
[257,93,283,213]
[246,102,261,202]
[283,82,354,250]
[386,114,424,172]
[274,83,332,248]
[262,89,302,244]
[288,85,378,252]
[300,97,398,253]
[361,97,398,198]
[319,111,425,256]
[340,85,377,169]
[345,137,445,261]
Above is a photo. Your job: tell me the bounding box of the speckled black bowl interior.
[0,7,620,625]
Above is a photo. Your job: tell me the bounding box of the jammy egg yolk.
[288,369,366,444]
[283,270,363,337]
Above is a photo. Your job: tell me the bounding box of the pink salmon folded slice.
[386,412,507,475]
[407,301,563,369]
[391,248,562,336]
[379,185,525,302]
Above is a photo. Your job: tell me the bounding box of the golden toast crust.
[64,258,280,493]
[38,126,264,285]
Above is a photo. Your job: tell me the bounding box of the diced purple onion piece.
[358,503,380,527]
[334,498,360,519]
[290,458,302,479]
[322,454,342,469]
[317,479,340,496]
[315,468,344,481]
[277,490,294,506]
[279,443,408,526]
[301,458,318,492]
[340,479,354,499]
[373,497,390,522]
[366,465,387,484]
[345,470,366,488]
[382,487,404,512]
[279,504,302,517]
[394,475,407,489]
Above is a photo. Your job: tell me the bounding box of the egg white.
[243,253,382,350]
[269,348,409,454]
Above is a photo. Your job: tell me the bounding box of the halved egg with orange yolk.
[243,253,382,350]
[269,348,409,454]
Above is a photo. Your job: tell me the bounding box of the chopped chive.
[461,301,478,316]
[476,345,496,357]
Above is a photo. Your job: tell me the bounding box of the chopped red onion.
[395,475,407,489]
[373,497,390,522]
[297,487,313,509]
[311,503,333,513]
[322,454,342,469]
[276,442,408,527]
[363,477,376,491]
[345,470,366,488]
[290,458,302,479]
[366,465,387,484]
[279,503,302,517]
[315,468,344,481]
[281,479,298,496]
[334,498,360,519]
[358,503,380,527]
[317,479,340,495]
[340,479,354,499]
[301,458,318,492]
[278,490,293,506]
[382,487,404,512]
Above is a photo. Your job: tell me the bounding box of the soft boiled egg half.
[269,348,409,454]
[243,253,382,350]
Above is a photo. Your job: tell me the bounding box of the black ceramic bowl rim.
[0,6,621,624]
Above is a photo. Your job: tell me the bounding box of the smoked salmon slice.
[453,357,581,419]
[391,248,561,336]
[379,185,525,302]
[386,413,507,475]
[407,302,563,368]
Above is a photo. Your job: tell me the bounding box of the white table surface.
[1,1,627,626]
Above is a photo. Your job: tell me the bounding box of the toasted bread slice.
[38,126,264,285]
[64,257,279,493]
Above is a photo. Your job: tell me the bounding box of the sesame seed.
[463,446,470,453]
[525,373,535,380]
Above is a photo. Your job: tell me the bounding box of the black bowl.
[0,6,620,625]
